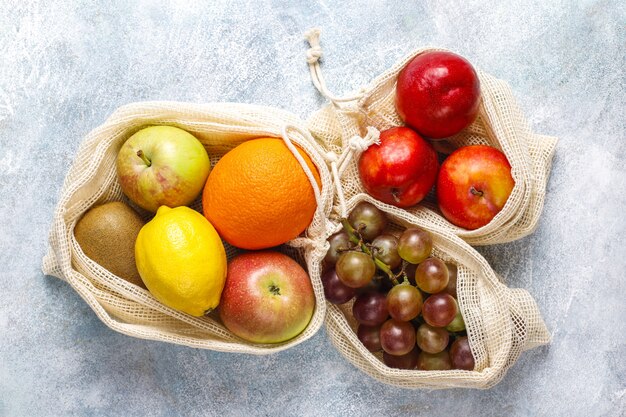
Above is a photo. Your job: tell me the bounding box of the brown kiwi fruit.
[74,201,146,288]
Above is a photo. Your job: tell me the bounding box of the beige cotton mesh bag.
[324,194,550,389]
[304,29,558,246]
[42,101,336,354]
[301,29,551,388]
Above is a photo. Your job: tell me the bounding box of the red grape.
[383,347,419,369]
[444,262,458,298]
[422,293,457,327]
[352,291,389,326]
[415,257,449,293]
[386,284,423,321]
[380,319,416,356]
[348,202,387,241]
[336,251,376,288]
[416,323,449,354]
[371,234,402,269]
[450,336,475,370]
[325,231,351,265]
[397,228,432,264]
[357,324,382,352]
[417,350,452,370]
[321,268,356,304]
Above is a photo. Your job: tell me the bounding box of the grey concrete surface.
[1,1,624,416]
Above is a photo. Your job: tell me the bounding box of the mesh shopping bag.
[322,194,550,389]
[305,29,558,246]
[43,101,336,354]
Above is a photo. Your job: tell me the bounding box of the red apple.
[358,127,438,208]
[395,51,481,139]
[436,145,515,230]
[219,251,315,344]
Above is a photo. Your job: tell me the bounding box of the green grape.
[415,257,449,293]
[416,323,449,354]
[348,202,387,241]
[397,228,432,264]
[336,251,376,288]
[445,308,466,332]
[324,231,351,265]
[371,234,402,269]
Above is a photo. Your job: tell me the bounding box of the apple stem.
[391,189,402,203]
[137,150,152,167]
[341,218,400,286]
[269,284,281,295]
[470,186,484,197]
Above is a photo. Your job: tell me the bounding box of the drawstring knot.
[323,127,380,218]
[324,151,338,163]
[306,45,323,64]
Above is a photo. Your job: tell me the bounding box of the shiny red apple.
[436,145,515,230]
[219,251,315,344]
[395,51,481,139]
[358,127,438,208]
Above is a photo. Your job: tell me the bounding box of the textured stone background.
[1,1,624,416]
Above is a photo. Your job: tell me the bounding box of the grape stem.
[341,218,400,286]
[399,261,410,284]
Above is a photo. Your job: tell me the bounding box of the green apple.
[116,126,210,212]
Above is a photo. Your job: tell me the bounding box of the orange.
[202,138,321,250]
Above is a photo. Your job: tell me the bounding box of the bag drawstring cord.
[281,123,379,225]
[304,28,365,106]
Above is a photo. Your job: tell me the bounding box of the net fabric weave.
[324,194,550,389]
[303,30,553,388]
[42,101,336,354]
[306,45,558,246]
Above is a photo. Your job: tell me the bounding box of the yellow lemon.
[135,206,227,316]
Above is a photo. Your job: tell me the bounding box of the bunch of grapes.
[322,202,475,371]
